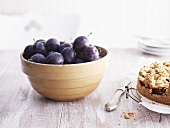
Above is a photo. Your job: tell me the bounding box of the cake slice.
[137,61,170,105]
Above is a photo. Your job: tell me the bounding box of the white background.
[0,0,170,49]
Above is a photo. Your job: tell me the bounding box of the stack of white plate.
[138,39,170,56]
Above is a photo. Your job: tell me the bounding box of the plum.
[46,38,60,52]
[152,87,166,95]
[73,36,90,53]
[45,52,64,65]
[82,45,99,61]
[61,47,76,64]
[23,45,34,60]
[74,59,84,64]
[58,43,72,52]
[30,53,46,63]
[33,42,47,56]
[35,39,46,45]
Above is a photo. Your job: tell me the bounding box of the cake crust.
[137,81,170,105]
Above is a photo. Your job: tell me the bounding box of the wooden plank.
[0,49,170,128]
[0,50,17,77]
[0,50,63,128]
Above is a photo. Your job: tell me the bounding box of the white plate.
[138,42,170,52]
[138,44,170,56]
[139,96,170,114]
[139,39,170,49]
[138,47,170,56]
[138,38,170,55]
[138,45,170,54]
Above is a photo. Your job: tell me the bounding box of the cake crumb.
[149,101,155,104]
[124,112,137,119]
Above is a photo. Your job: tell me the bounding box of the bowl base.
[45,97,85,102]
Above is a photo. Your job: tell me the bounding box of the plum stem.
[70,38,72,42]
[87,32,92,37]
[33,38,36,43]
[28,58,32,61]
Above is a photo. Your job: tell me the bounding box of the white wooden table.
[0,48,170,128]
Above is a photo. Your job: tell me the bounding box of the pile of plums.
[23,36,100,64]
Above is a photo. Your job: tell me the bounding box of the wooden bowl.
[20,46,108,101]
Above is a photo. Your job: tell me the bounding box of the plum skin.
[45,52,64,65]
[33,42,47,56]
[45,38,60,52]
[73,36,90,53]
[61,47,76,64]
[23,45,34,60]
[30,53,46,63]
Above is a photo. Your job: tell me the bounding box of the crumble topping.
[138,61,170,89]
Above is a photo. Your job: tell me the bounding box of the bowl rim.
[20,45,108,67]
